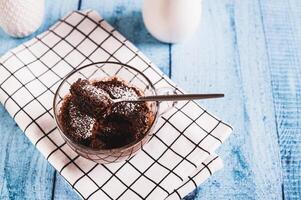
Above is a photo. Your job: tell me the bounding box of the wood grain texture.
[0,0,78,199]
[80,0,170,75]
[0,106,54,199]
[52,174,79,200]
[171,0,283,199]
[1,0,301,199]
[259,0,301,199]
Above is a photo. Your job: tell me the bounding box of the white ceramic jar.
[142,0,202,43]
[0,0,45,38]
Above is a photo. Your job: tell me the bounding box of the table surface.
[0,0,300,199]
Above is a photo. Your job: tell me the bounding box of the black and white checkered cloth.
[0,10,232,200]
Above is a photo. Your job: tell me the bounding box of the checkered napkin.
[0,10,232,200]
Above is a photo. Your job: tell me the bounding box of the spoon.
[70,79,224,117]
[113,93,224,103]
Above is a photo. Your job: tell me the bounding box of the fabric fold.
[0,10,232,200]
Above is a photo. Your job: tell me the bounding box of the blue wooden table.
[0,0,300,199]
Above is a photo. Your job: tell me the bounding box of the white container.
[0,0,45,38]
[142,0,202,43]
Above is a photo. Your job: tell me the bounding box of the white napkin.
[0,10,232,200]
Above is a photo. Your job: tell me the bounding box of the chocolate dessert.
[70,79,112,118]
[59,77,154,149]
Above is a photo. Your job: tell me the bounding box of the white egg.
[142,0,202,43]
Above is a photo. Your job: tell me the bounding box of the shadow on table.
[105,10,161,46]
[105,10,170,75]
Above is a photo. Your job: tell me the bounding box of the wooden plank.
[52,174,79,200]
[0,0,78,199]
[80,0,170,75]
[0,106,54,199]
[259,0,301,199]
[171,0,283,199]
[52,1,170,199]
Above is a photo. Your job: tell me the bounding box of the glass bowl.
[53,62,175,164]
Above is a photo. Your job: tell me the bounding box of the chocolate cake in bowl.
[58,77,154,150]
[53,62,163,164]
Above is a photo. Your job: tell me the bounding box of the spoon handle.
[133,93,224,102]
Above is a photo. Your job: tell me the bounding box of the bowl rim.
[52,61,160,154]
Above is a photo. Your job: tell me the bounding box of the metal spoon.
[113,93,224,103]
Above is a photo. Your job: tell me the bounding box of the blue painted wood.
[52,173,79,200]
[0,106,54,199]
[0,0,79,199]
[171,0,283,199]
[1,0,301,199]
[80,0,170,75]
[259,0,301,199]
